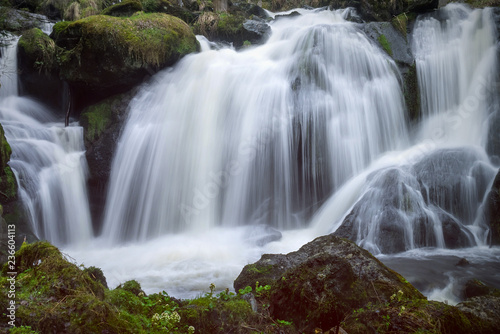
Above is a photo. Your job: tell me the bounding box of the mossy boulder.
[51,13,199,93]
[38,0,107,21]
[102,0,143,17]
[17,28,65,108]
[235,235,423,331]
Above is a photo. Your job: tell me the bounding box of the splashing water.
[0,32,93,247]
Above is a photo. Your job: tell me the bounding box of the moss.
[216,12,245,37]
[101,0,143,17]
[377,34,393,57]
[80,101,113,143]
[17,28,56,74]
[52,13,199,88]
[404,62,420,124]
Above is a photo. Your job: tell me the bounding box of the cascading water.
[67,4,500,302]
[0,31,93,246]
[102,8,408,243]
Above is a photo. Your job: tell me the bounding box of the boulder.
[50,13,199,106]
[194,6,270,47]
[235,234,424,331]
[17,28,65,109]
[0,7,53,32]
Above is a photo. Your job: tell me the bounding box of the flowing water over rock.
[0,32,92,246]
[102,8,408,243]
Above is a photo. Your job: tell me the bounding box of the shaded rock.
[83,266,109,289]
[101,0,143,17]
[0,124,16,205]
[456,257,470,266]
[194,5,270,47]
[332,0,439,22]
[439,211,474,249]
[463,279,497,299]
[362,22,413,65]
[17,28,65,110]
[142,0,197,24]
[457,295,500,333]
[486,170,500,245]
[51,13,199,99]
[232,2,269,19]
[79,89,137,230]
[235,234,423,331]
[0,7,53,32]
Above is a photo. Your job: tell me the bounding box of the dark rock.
[83,266,109,289]
[17,28,65,110]
[194,10,269,47]
[457,295,500,332]
[232,2,269,19]
[80,89,137,231]
[101,0,143,17]
[463,279,497,299]
[142,0,197,24]
[361,22,413,65]
[439,210,474,249]
[242,18,271,43]
[456,257,470,266]
[0,124,16,205]
[0,7,54,32]
[486,170,500,245]
[275,11,301,20]
[235,234,423,331]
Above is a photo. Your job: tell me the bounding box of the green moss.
[216,12,245,37]
[80,101,113,143]
[53,13,199,87]
[18,28,57,73]
[465,0,500,7]
[404,62,420,124]
[377,34,393,57]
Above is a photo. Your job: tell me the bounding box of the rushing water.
[1,5,499,302]
[0,31,93,246]
[102,8,408,243]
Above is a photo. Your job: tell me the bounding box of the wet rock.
[0,7,53,32]
[101,0,143,17]
[455,257,470,266]
[486,170,500,245]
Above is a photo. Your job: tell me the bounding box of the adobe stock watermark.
[4,223,17,327]
[179,113,292,222]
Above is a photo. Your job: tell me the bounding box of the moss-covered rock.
[0,241,294,333]
[236,235,423,331]
[16,28,65,109]
[194,10,269,47]
[102,0,143,17]
[51,13,199,93]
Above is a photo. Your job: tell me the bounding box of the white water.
[0,32,93,246]
[0,5,496,302]
[102,8,408,243]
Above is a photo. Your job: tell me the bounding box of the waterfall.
[0,32,93,246]
[320,4,499,255]
[102,8,409,243]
